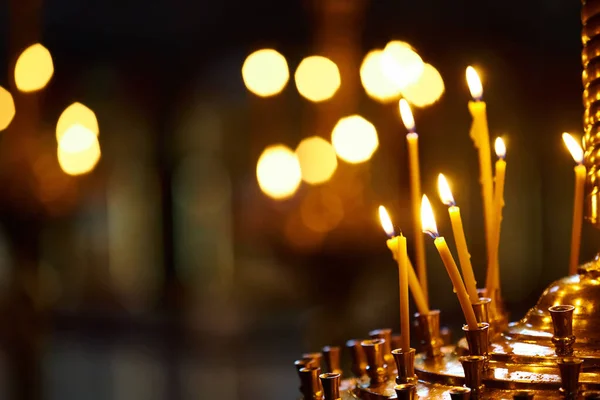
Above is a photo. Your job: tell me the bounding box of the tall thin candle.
[399,99,428,304]
[487,137,507,294]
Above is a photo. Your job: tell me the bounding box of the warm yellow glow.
[421,194,438,237]
[359,50,403,103]
[14,43,54,93]
[437,174,455,206]
[378,206,395,237]
[256,144,302,199]
[242,49,289,97]
[381,41,424,89]
[0,86,15,131]
[495,137,506,159]
[466,66,483,100]
[331,115,379,164]
[295,136,338,185]
[56,102,99,142]
[294,56,341,102]
[400,63,445,108]
[562,132,584,164]
[57,124,101,176]
[399,99,415,132]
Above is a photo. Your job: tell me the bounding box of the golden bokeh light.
[420,194,438,237]
[562,132,584,164]
[437,173,455,206]
[57,124,101,176]
[294,56,341,102]
[495,137,506,158]
[401,63,445,108]
[14,43,54,93]
[256,144,302,199]
[381,41,424,89]
[295,136,338,185]
[378,205,395,237]
[331,115,379,164]
[56,102,99,142]
[242,49,289,97]
[0,86,15,131]
[359,50,403,103]
[466,66,483,100]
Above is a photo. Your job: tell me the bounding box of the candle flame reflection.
[466,66,483,100]
[378,205,396,237]
[420,194,439,238]
[437,174,455,206]
[562,132,584,164]
[399,99,415,132]
[495,137,506,159]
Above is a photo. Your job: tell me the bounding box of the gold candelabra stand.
[293,1,600,399]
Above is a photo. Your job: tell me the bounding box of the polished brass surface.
[459,356,485,399]
[414,310,443,358]
[320,373,341,400]
[549,305,576,356]
[391,348,416,384]
[369,329,394,372]
[299,367,324,400]
[323,346,343,375]
[462,323,489,358]
[448,386,471,400]
[557,357,583,399]
[361,339,387,387]
[393,383,416,400]
[346,339,367,378]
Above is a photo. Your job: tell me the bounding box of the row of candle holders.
[294,298,597,399]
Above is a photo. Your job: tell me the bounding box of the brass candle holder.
[299,367,324,400]
[459,355,485,399]
[322,346,342,375]
[557,357,583,399]
[391,348,417,384]
[368,328,394,373]
[549,305,576,356]
[448,386,471,400]
[346,339,367,378]
[414,310,443,358]
[394,383,417,400]
[462,322,489,358]
[320,372,341,400]
[361,338,387,387]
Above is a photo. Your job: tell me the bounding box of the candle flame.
[466,66,483,100]
[495,137,506,159]
[562,132,584,164]
[420,194,439,238]
[378,205,396,237]
[399,98,415,132]
[437,174,455,206]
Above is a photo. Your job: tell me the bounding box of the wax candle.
[437,174,479,303]
[486,137,506,294]
[466,67,494,284]
[421,195,479,330]
[562,133,586,275]
[379,206,411,351]
[399,99,428,303]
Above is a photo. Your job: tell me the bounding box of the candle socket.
[346,339,367,378]
[369,328,394,372]
[319,372,341,400]
[394,383,417,400]
[361,339,388,387]
[472,297,491,324]
[299,367,324,400]
[512,390,534,399]
[392,348,417,384]
[462,323,490,359]
[459,355,486,399]
[322,346,342,375]
[302,352,323,369]
[415,310,443,358]
[448,386,471,400]
[557,357,583,399]
[549,305,576,356]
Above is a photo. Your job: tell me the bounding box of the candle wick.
[424,230,438,239]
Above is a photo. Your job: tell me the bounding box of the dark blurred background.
[0,0,595,399]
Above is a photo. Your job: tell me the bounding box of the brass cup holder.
[319,372,341,400]
[549,305,576,356]
[448,386,471,400]
[557,356,583,399]
[346,339,367,378]
[462,322,490,359]
[361,338,388,387]
[394,383,417,400]
[322,345,342,375]
[459,355,486,399]
[391,348,417,384]
[415,310,443,358]
[299,367,323,400]
[369,328,394,375]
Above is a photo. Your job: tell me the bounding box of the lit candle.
[437,174,479,303]
[486,137,506,294]
[399,99,428,304]
[421,195,479,330]
[562,133,586,275]
[466,67,494,285]
[379,206,410,351]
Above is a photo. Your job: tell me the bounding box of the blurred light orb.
[0,87,15,131]
[242,49,289,97]
[57,124,101,176]
[56,102,99,142]
[295,136,338,185]
[14,43,54,93]
[294,56,341,102]
[381,41,424,89]
[331,115,379,164]
[401,63,445,108]
[360,50,403,103]
[256,144,302,199]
